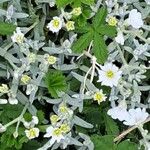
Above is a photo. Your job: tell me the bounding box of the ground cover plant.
[0,0,150,149]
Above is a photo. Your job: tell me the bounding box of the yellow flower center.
[21,75,31,84]
[52,19,60,28]
[108,17,117,26]
[0,84,9,93]
[60,124,70,133]
[50,115,59,124]
[29,129,37,138]
[53,128,62,136]
[94,92,103,101]
[47,56,57,64]
[65,21,75,31]
[16,35,24,43]
[106,70,114,78]
[59,106,68,113]
[72,7,82,16]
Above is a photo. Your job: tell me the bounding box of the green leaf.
[0,22,16,35]
[22,140,41,150]
[0,104,23,124]
[37,110,45,123]
[72,31,93,53]
[97,25,117,37]
[93,32,108,64]
[83,106,103,125]
[92,7,107,29]
[81,0,94,5]
[56,0,73,7]
[103,112,119,135]
[44,70,68,98]
[91,135,114,150]
[116,140,138,150]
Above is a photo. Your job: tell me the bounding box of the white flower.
[115,31,124,45]
[23,116,39,129]
[97,63,122,87]
[71,7,82,16]
[127,9,143,29]
[8,97,18,105]
[25,127,39,140]
[49,0,56,7]
[32,116,39,125]
[107,100,129,121]
[58,103,73,119]
[11,27,24,43]
[44,126,65,144]
[0,84,9,94]
[0,123,6,133]
[93,90,107,105]
[0,99,8,104]
[47,16,63,33]
[123,108,149,126]
[65,21,75,31]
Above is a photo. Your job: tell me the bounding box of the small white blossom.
[93,90,107,105]
[49,0,56,7]
[0,99,8,104]
[127,9,143,29]
[0,84,9,94]
[115,31,125,45]
[97,63,122,87]
[23,116,39,129]
[11,27,24,43]
[44,126,65,144]
[25,127,39,140]
[8,97,18,105]
[107,100,129,121]
[123,108,149,126]
[0,123,6,133]
[71,7,82,16]
[47,16,63,33]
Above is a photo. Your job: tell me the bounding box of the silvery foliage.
[0,0,149,149]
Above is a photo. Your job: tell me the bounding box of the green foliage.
[22,140,42,150]
[72,7,117,64]
[103,112,119,136]
[0,126,28,150]
[83,105,103,125]
[91,135,114,150]
[91,135,138,150]
[0,22,16,35]
[72,30,94,53]
[44,70,68,98]
[56,0,72,7]
[56,0,94,7]
[0,104,23,124]
[116,140,138,150]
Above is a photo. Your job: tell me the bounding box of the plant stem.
[114,117,150,142]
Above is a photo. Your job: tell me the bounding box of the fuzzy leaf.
[93,32,108,64]
[44,70,67,98]
[0,22,16,35]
